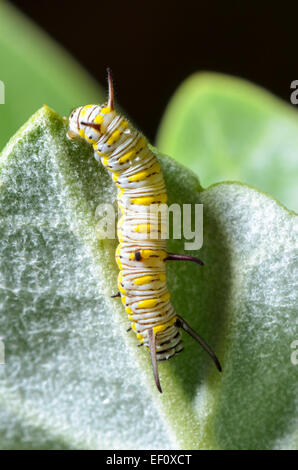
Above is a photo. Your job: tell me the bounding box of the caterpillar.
[67,70,221,393]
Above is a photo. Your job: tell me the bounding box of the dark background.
[10,0,298,140]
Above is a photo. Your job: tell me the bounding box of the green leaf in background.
[156,73,298,213]
[0,107,297,449]
[0,1,105,152]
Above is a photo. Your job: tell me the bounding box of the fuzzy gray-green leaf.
[0,107,297,450]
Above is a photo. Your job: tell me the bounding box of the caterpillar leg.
[175,315,222,372]
[148,328,162,394]
[111,292,121,298]
[165,253,204,266]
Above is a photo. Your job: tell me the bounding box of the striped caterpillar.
[67,70,221,393]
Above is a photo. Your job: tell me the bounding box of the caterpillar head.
[67,68,116,143]
[67,104,116,143]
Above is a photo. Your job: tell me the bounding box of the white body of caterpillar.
[67,72,221,392]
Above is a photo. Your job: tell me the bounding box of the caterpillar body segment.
[67,71,221,393]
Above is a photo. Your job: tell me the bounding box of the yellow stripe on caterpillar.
[118,284,126,294]
[101,106,111,114]
[153,316,178,335]
[94,114,104,124]
[161,292,171,302]
[136,137,146,150]
[128,162,160,182]
[128,170,148,183]
[117,273,126,294]
[138,298,159,309]
[80,105,92,117]
[120,120,129,130]
[133,273,166,285]
[118,137,146,165]
[107,129,122,145]
[133,275,155,285]
[118,149,135,164]
[85,136,97,144]
[94,146,106,156]
[134,223,151,233]
[152,324,167,334]
[129,249,167,260]
[133,223,162,235]
[130,193,168,205]
[135,295,170,311]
